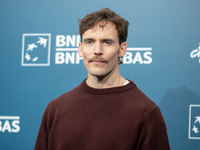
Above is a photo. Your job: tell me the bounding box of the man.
[34,8,170,150]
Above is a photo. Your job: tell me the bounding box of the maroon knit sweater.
[34,79,170,150]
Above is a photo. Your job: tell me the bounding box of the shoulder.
[41,82,84,123]
[45,80,86,113]
[125,80,158,116]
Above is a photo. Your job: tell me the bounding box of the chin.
[88,68,108,77]
[86,64,117,78]
[89,71,108,77]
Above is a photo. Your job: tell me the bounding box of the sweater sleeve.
[34,102,53,150]
[141,107,171,150]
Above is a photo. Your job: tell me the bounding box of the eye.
[86,40,93,45]
[104,41,111,45]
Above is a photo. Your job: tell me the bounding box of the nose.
[94,41,103,55]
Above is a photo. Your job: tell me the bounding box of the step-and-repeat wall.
[0,0,200,149]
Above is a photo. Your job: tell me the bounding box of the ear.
[78,42,83,57]
[118,42,127,57]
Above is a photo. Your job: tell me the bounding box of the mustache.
[88,56,108,63]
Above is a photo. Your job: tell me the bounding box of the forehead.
[82,22,118,39]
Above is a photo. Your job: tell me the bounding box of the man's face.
[78,21,127,77]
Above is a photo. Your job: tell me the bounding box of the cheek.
[81,52,91,65]
[81,46,92,59]
[108,52,119,62]
[81,50,89,59]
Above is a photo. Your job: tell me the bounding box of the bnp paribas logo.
[190,43,200,64]
[189,104,200,140]
[21,33,51,66]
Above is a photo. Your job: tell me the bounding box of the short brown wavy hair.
[78,8,129,64]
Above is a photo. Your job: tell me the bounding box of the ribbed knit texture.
[34,79,170,150]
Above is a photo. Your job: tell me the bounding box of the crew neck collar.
[80,79,136,95]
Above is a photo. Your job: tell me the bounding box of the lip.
[91,61,106,64]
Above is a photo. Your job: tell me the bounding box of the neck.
[86,65,125,89]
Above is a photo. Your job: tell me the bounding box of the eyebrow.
[101,39,115,42]
[83,38,95,42]
[83,38,115,42]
